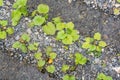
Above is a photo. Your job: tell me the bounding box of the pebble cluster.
[0,0,120,80]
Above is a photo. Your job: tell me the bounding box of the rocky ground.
[0,0,120,80]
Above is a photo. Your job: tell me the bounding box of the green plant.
[34,47,57,73]
[46,65,55,73]
[62,74,76,80]
[61,64,70,72]
[12,0,28,26]
[29,4,49,27]
[113,8,120,15]
[28,42,39,51]
[0,20,14,39]
[52,17,80,45]
[82,32,107,57]
[37,4,49,14]
[75,52,87,65]
[0,0,3,6]
[34,52,46,68]
[96,73,113,80]
[12,33,38,53]
[43,22,56,35]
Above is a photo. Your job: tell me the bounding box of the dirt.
[0,0,120,80]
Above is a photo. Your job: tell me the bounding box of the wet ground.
[0,0,120,80]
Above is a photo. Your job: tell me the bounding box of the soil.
[0,0,120,80]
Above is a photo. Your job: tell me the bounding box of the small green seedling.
[34,52,42,60]
[53,18,80,45]
[12,33,38,53]
[34,52,46,68]
[12,0,28,26]
[75,52,87,65]
[0,20,14,39]
[61,64,70,72]
[113,8,120,15]
[96,73,113,80]
[29,4,49,27]
[62,74,76,80]
[37,59,46,68]
[82,32,107,57]
[0,0,3,6]
[46,65,55,73]
[37,4,49,14]
[28,42,39,51]
[43,22,56,35]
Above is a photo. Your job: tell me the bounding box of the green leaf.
[28,43,38,51]
[94,32,101,40]
[37,59,45,68]
[85,37,94,43]
[82,42,90,49]
[52,17,61,24]
[46,65,55,73]
[43,22,56,35]
[96,73,113,80]
[113,8,120,15]
[49,52,57,59]
[11,10,21,26]
[33,16,45,26]
[0,31,7,39]
[46,46,52,56]
[75,53,87,65]
[62,35,73,44]
[89,45,96,51]
[56,30,67,40]
[61,64,70,72]
[19,6,28,16]
[96,46,102,52]
[63,75,76,80]
[56,23,65,30]
[71,30,79,41]
[12,41,21,48]
[13,0,27,8]
[98,41,107,47]
[34,52,42,60]
[63,75,69,80]
[0,0,3,6]
[0,20,8,26]
[20,43,27,53]
[69,75,76,80]
[21,33,30,42]
[66,22,74,29]
[6,27,14,35]
[117,0,120,3]
[37,4,49,14]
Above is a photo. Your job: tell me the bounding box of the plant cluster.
[96,73,113,80]
[62,74,76,80]
[12,0,28,26]
[43,17,80,45]
[82,32,107,57]
[29,4,49,27]
[75,52,87,65]
[12,33,39,53]
[34,46,57,73]
[0,20,14,39]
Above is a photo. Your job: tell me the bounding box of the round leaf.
[37,4,49,14]
[33,16,45,26]
[46,65,55,73]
